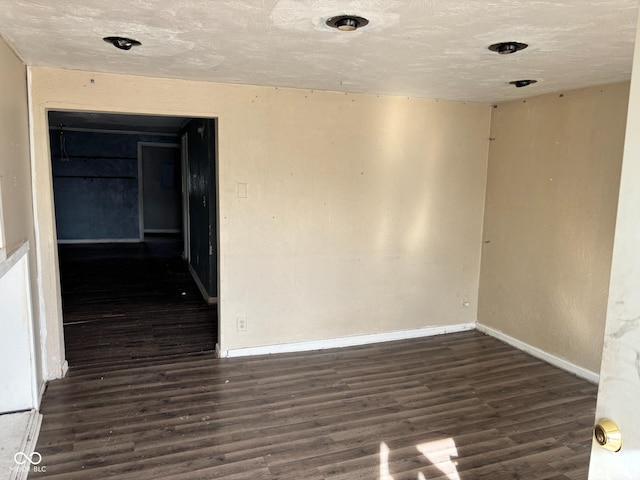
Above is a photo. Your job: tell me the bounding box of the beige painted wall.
[478,82,629,374]
[1,39,32,252]
[29,67,491,367]
[0,36,44,386]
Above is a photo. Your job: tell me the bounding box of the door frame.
[181,133,190,261]
[137,141,181,241]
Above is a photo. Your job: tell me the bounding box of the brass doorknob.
[593,418,622,452]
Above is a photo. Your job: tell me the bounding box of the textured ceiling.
[0,0,638,103]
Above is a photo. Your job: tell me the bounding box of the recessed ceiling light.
[103,36,141,50]
[326,15,369,32]
[489,41,528,55]
[509,79,538,88]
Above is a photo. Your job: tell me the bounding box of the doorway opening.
[48,111,219,368]
[138,142,182,240]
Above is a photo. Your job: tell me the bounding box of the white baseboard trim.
[476,323,599,384]
[57,238,141,244]
[20,410,42,480]
[219,323,476,358]
[187,264,217,305]
[37,381,46,409]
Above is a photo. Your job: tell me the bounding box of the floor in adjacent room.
[32,330,597,479]
[57,235,217,368]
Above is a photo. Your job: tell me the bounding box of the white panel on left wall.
[0,176,6,263]
[0,242,38,413]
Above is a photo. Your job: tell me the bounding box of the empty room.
[0,1,639,479]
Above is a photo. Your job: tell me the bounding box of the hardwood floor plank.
[33,331,597,479]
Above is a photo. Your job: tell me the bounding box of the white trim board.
[221,322,600,384]
[220,323,475,358]
[37,380,47,408]
[0,242,30,279]
[476,323,599,384]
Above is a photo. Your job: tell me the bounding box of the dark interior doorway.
[48,111,218,368]
[140,142,182,238]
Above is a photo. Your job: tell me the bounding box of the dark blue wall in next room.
[50,129,179,241]
[183,118,217,299]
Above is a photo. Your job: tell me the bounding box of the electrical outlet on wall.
[237,316,247,332]
[461,295,470,308]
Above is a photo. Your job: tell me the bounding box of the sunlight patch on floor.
[380,438,461,480]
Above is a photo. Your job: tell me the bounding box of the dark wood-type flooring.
[58,237,217,367]
[33,331,597,479]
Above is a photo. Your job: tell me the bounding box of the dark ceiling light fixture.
[103,36,141,50]
[326,15,369,32]
[488,41,528,55]
[509,79,538,88]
